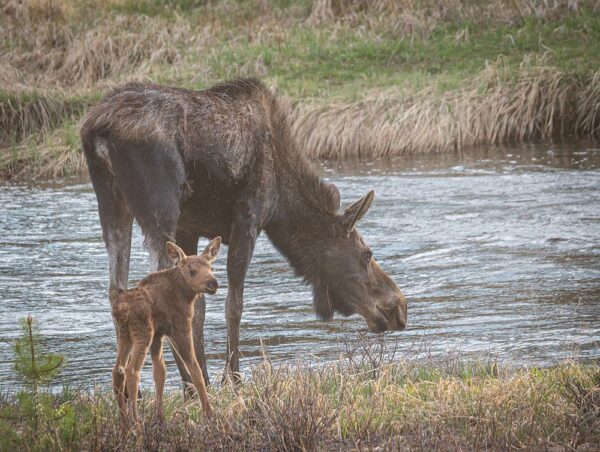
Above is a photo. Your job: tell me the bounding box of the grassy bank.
[1,0,599,180]
[1,358,598,450]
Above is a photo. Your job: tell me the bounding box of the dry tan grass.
[0,92,87,145]
[1,354,599,450]
[290,61,600,159]
[1,0,74,22]
[1,2,203,91]
[309,0,598,28]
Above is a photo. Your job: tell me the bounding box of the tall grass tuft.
[291,61,600,159]
[1,13,199,91]
[0,91,89,146]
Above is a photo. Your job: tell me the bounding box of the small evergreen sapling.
[14,315,64,391]
[13,315,65,431]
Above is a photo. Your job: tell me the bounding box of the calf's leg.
[125,335,152,424]
[112,332,132,425]
[150,336,166,421]
[176,229,210,387]
[171,331,211,417]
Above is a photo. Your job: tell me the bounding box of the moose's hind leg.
[107,139,202,394]
[86,144,133,304]
[107,139,188,272]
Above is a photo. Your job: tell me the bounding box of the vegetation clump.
[1,316,75,449]
[1,357,599,450]
[1,318,598,450]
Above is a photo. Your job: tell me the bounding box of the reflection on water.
[1,143,599,390]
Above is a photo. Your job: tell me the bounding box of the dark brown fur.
[81,78,407,384]
[112,239,221,425]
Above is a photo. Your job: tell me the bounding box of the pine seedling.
[14,315,64,390]
[13,315,64,430]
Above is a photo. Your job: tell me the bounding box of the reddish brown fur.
[112,238,221,426]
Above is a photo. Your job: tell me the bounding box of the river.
[1,143,598,390]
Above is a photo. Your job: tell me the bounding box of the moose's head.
[310,190,407,333]
[166,237,221,295]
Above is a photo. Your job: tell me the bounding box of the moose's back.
[80,79,276,184]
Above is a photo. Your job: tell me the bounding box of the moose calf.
[112,238,221,425]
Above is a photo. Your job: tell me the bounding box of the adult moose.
[80,78,407,386]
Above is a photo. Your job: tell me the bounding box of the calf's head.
[313,190,407,333]
[166,238,221,294]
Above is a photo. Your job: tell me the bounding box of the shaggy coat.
[81,78,407,384]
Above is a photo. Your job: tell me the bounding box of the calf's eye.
[189,270,197,277]
[364,251,373,263]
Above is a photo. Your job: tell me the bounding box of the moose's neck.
[265,219,317,287]
[263,117,340,286]
[265,189,335,287]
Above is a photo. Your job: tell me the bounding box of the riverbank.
[1,0,599,180]
[1,358,598,450]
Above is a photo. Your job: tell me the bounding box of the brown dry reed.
[2,65,599,180]
[1,1,199,91]
[291,61,600,159]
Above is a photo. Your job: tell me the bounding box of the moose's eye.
[364,251,373,263]
[189,269,197,277]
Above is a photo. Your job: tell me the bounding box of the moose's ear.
[166,241,186,265]
[201,236,221,262]
[340,190,375,233]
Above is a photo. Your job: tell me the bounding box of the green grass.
[191,9,600,100]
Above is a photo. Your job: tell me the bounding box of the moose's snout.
[366,295,407,333]
[206,278,219,294]
[392,305,407,331]
[388,301,407,332]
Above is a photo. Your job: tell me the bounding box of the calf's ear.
[166,241,187,265]
[202,236,222,262]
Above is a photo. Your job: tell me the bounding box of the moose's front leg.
[225,199,259,380]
